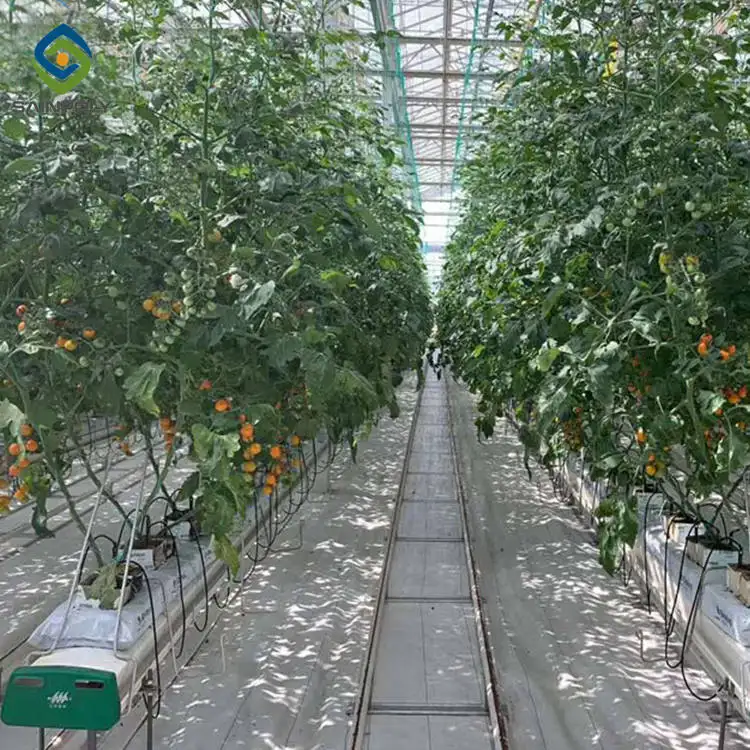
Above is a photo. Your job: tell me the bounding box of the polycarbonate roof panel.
[343,0,534,244]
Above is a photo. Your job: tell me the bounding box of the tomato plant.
[439,0,750,571]
[0,0,432,569]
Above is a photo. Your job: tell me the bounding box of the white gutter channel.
[33,434,329,750]
[556,451,750,723]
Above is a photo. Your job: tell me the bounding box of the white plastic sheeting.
[29,540,216,652]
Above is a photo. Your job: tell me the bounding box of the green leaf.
[2,117,27,141]
[191,424,240,473]
[267,335,302,367]
[320,269,350,290]
[178,397,203,417]
[717,430,750,474]
[389,397,400,419]
[378,146,396,166]
[176,471,201,505]
[26,402,57,429]
[588,363,614,408]
[82,563,119,610]
[378,255,400,271]
[592,341,619,360]
[542,285,566,317]
[697,389,725,417]
[213,533,240,576]
[4,157,36,176]
[240,281,275,320]
[245,403,279,429]
[94,372,123,413]
[123,362,165,416]
[535,344,560,372]
[134,103,160,129]
[281,258,301,280]
[0,399,25,435]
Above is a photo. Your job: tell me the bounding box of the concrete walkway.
[357,375,496,750]
[110,376,422,750]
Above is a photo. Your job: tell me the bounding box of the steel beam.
[371,69,497,79]
[407,96,491,105]
[368,0,422,211]
[440,0,453,183]
[410,123,485,131]
[398,34,520,46]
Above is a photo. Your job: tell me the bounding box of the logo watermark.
[34,24,92,94]
[0,91,104,117]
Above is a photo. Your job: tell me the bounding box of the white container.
[634,492,665,528]
[663,515,703,545]
[727,565,750,607]
[685,536,741,570]
[125,535,175,570]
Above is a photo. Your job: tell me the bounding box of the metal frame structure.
[345,0,532,247]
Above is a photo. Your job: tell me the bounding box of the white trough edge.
[557,451,750,723]
[5,434,329,750]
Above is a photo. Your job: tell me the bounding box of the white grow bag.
[28,538,216,652]
[638,526,750,648]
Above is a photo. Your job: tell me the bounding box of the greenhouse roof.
[346,0,536,245]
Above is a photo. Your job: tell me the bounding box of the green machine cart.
[1,647,127,749]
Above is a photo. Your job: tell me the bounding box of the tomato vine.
[439,0,750,571]
[0,0,432,569]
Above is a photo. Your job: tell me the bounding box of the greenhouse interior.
[3,0,750,748]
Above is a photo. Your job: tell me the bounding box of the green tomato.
[685,201,696,212]
[206,301,217,312]
[107,286,119,298]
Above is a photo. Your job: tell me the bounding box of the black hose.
[126,561,162,719]
[640,490,659,613]
[150,520,187,658]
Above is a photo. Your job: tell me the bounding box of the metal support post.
[142,669,156,750]
[86,730,97,750]
[717,679,730,750]
[38,727,44,750]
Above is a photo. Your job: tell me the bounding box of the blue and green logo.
[34,24,92,94]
